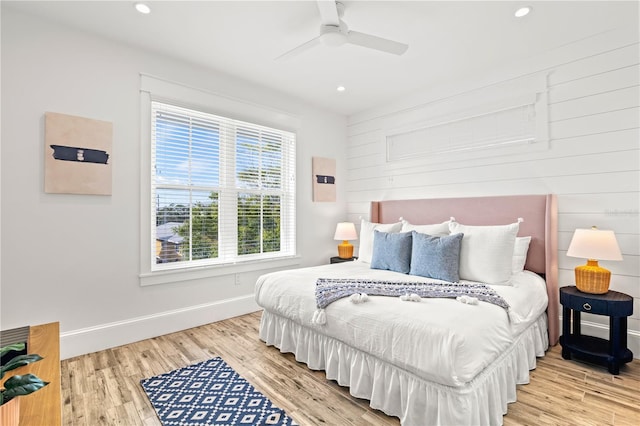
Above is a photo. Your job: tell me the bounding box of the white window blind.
[151,101,296,270]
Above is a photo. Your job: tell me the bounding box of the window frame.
[139,74,300,286]
[384,72,550,165]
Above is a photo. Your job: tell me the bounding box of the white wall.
[346,27,640,357]
[0,9,347,359]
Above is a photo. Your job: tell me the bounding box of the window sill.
[139,255,302,287]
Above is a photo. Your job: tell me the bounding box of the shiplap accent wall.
[345,27,640,356]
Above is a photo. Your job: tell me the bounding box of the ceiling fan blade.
[346,30,409,55]
[275,36,322,60]
[316,0,340,26]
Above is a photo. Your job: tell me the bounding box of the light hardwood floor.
[61,311,640,425]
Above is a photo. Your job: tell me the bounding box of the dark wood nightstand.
[330,256,357,264]
[559,286,633,374]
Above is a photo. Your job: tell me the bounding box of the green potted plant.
[1,343,49,426]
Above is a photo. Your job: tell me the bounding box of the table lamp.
[566,226,623,294]
[334,222,358,259]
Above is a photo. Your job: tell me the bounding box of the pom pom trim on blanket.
[312,278,510,325]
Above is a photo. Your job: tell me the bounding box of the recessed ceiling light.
[337,86,346,92]
[514,6,531,18]
[135,3,151,14]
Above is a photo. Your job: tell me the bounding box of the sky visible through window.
[154,115,282,207]
[155,113,220,206]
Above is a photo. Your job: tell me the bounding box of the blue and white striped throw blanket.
[312,278,510,325]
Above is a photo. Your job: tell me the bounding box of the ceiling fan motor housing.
[319,22,347,46]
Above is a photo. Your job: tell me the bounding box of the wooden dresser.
[2,322,62,426]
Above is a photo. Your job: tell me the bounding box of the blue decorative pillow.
[370,231,412,274]
[409,231,463,282]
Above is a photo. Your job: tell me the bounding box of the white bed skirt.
[259,310,548,426]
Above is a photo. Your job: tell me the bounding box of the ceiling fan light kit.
[320,25,347,47]
[277,0,408,60]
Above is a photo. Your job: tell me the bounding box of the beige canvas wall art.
[44,112,113,195]
[312,156,336,202]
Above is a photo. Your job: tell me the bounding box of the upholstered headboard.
[370,194,559,345]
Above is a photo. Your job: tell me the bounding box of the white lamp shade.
[566,227,623,261]
[334,222,358,241]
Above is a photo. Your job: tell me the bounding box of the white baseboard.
[60,295,261,360]
[558,317,640,360]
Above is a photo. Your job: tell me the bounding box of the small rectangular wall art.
[44,111,113,195]
[312,156,336,202]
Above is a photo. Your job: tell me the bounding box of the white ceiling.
[4,1,638,116]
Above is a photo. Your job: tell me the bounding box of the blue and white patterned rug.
[140,357,297,425]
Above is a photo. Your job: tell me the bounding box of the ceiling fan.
[276,0,409,60]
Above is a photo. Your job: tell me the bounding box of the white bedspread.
[255,261,548,387]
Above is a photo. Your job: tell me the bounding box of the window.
[151,102,296,271]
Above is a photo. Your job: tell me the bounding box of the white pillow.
[400,219,451,236]
[512,236,531,274]
[358,219,402,263]
[448,221,520,284]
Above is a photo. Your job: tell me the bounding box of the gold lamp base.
[575,259,611,294]
[337,241,354,259]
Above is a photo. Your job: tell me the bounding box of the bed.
[255,194,558,425]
